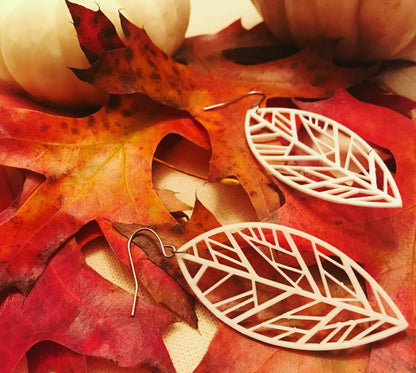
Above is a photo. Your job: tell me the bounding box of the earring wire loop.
[127,227,177,316]
[204,91,266,112]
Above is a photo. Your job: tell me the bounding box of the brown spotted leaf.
[71,7,375,219]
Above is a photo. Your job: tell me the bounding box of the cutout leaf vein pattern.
[177,223,408,350]
[245,108,402,207]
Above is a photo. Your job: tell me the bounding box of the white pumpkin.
[251,0,416,61]
[0,0,190,108]
[0,2,20,89]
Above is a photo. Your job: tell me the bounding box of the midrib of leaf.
[121,144,141,219]
[117,103,173,219]
[57,143,125,208]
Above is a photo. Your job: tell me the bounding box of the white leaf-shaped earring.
[128,224,408,351]
[205,92,402,208]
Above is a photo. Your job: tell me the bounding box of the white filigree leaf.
[245,108,402,207]
[176,222,408,350]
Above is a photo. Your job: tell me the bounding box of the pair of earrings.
[127,93,407,351]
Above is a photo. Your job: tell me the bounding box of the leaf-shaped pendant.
[175,222,407,350]
[245,108,402,207]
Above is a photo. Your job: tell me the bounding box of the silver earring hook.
[204,91,266,112]
[127,227,177,316]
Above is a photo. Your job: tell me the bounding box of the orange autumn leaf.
[0,93,208,294]
[71,4,374,219]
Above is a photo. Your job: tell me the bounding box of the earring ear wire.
[204,90,265,112]
[127,227,177,316]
